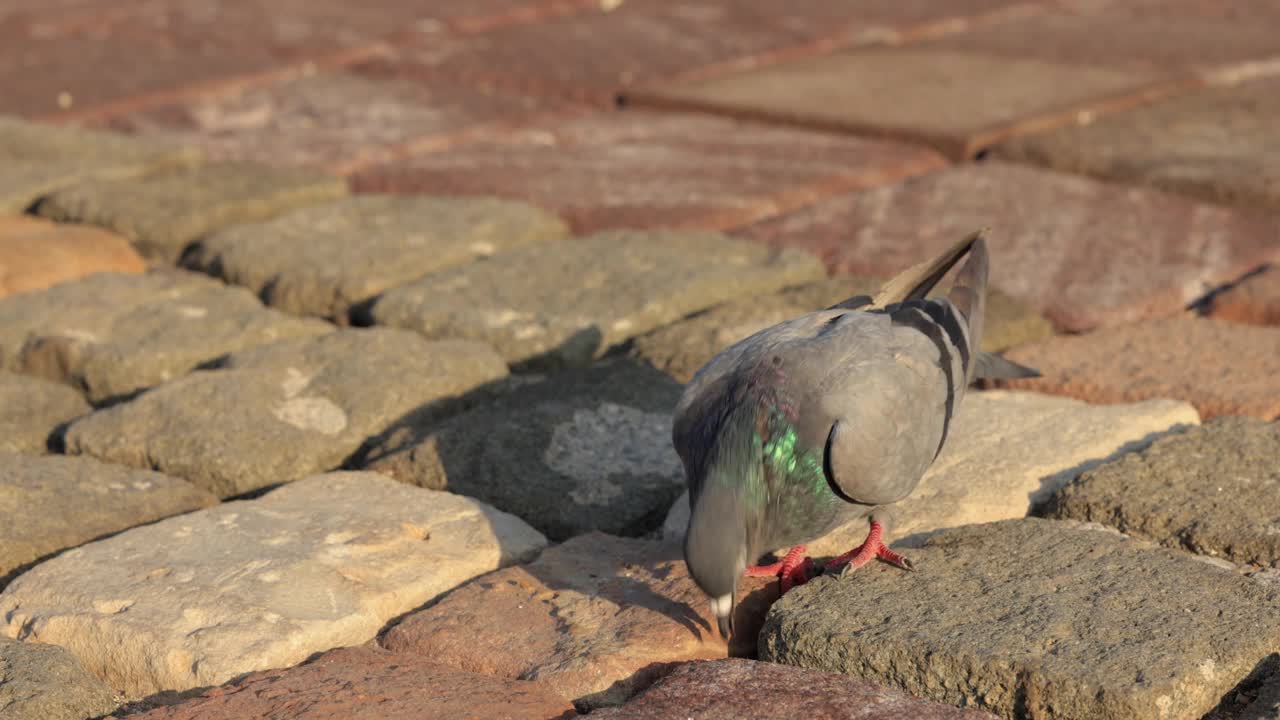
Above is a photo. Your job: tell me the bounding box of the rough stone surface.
[665,391,1201,556]
[369,229,825,368]
[0,371,90,454]
[0,115,198,213]
[66,328,508,497]
[1003,316,1280,420]
[633,47,1165,160]
[738,161,1280,332]
[0,636,119,720]
[589,659,998,720]
[0,214,146,299]
[1209,266,1280,327]
[126,645,575,720]
[0,270,333,404]
[760,518,1280,720]
[0,453,215,587]
[0,472,548,699]
[186,194,569,321]
[631,276,1052,383]
[353,109,947,234]
[363,358,684,541]
[35,162,349,262]
[1043,416,1280,568]
[100,65,555,173]
[381,532,726,710]
[997,78,1280,212]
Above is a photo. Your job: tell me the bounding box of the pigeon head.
[682,435,759,639]
[683,479,749,638]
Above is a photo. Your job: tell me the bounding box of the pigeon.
[673,231,1038,638]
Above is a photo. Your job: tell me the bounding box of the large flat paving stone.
[99,63,556,173]
[128,645,575,720]
[368,229,825,368]
[35,162,349,262]
[630,276,1053,383]
[363,358,684,541]
[1003,316,1280,420]
[0,115,198,212]
[0,372,90,454]
[353,109,947,234]
[0,214,145,299]
[66,328,509,497]
[1043,416,1280,568]
[759,518,1280,720]
[0,270,333,404]
[0,16,297,121]
[635,3,1280,159]
[0,636,119,720]
[915,3,1280,80]
[186,194,569,322]
[997,77,1280,212]
[0,453,215,587]
[738,161,1280,332]
[630,46,1169,161]
[665,391,1201,555]
[381,532,726,711]
[589,658,997,720]
[61,0,532,99]
[375,1,1033,107]
[0,471,547,699]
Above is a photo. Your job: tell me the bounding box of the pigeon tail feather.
[869,228,986,310]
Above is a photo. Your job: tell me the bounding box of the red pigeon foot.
[825,519,914,577]
[745,544,814,593]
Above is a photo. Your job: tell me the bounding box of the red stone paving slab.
[128,645,576,720]
[1207,266,1280,328]
[380,532,728,711]
[95,59,560,173]
[0,0,146,30]
[630,43,1177,161]
[917,2,1280,81]
[0,24,278,119]
[995,77,1280,213]
[736,161,1280,332]
[1001,315,1280,421]
[378,0,1044,107]
[353,108,948,234]
[3,0,607,121]
[111,0,506,63]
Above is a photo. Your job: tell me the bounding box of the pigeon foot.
[825,519,913,577]
[744,544,814,593]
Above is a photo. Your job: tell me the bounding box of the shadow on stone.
[1188,263,1272,315]
[1202,653,1280,720]
[351,357,686,542]
[1029,423,1198,518]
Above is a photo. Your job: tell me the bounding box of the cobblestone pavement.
[1,1,1278,718]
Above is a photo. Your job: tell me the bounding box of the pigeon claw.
[825,519,913,576]
[744,545,814,594]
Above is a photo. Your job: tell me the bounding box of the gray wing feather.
[676,231,992,510]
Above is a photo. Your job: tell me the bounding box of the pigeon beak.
[710,593,735,639]
[717,611,733,639]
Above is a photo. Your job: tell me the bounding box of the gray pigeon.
[673,231,1038,637]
